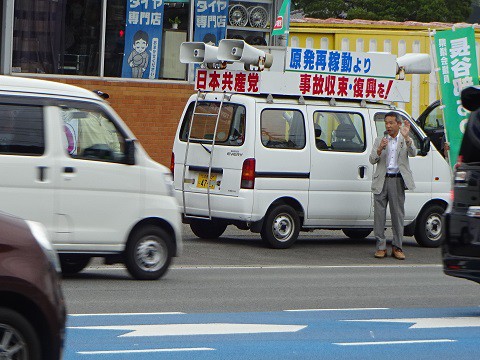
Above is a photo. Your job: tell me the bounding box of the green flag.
[272,0,290,36]
[434,27,479,168]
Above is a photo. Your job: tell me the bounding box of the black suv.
[443,86,480,283]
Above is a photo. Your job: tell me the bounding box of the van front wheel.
[414,204,445,248]
[59,254,91,275]
[125,226,172,280]
[190,219,227,239]
[261,205,300,249]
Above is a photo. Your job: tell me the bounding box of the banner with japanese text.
[122,0,165,79]
[434,27,479,168]
[194,0,229,46]
[194,69,411,103]
[286,48,397,78]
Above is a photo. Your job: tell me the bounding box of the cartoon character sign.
[127,30,149,78]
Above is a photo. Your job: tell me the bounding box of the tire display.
[59,254,91,275]
[190,219,227,239]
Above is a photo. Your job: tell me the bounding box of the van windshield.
[180,102,246,146]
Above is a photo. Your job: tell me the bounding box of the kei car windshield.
[180,101,246,146]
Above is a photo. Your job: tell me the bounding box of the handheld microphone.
[383,130,388,139]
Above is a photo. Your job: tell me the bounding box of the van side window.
[261,109,305,149]
[62,107,125,162]
[0,104,44,156]
[313,111,365,152]
[179,102,246,146]
[374,112,422,152]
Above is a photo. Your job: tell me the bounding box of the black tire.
[0,307,41,360]
[342,228,372,239]
[59,254,91,275]
[414,204,446,248]
[261,205,300,249]
[190,219,227,239]
[125,226,173,280]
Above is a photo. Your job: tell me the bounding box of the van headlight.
[26,220,61,273]
[164,173,174,197]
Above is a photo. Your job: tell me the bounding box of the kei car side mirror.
[124,139,136,165]
[419,136,431,156]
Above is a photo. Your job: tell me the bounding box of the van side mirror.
[124,139,135,165]
[461,86,480,112]
[419,136,431,156]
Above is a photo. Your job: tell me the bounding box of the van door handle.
[64,167,76,174]
[359,166,366,178]
[37,166,47,182]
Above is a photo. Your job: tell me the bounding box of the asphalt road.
[62,225,480,314]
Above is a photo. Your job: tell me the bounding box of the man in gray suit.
[369,112,416,260]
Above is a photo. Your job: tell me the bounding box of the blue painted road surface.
[65,307,480,359]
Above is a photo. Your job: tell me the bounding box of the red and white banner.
[195,69,411,102]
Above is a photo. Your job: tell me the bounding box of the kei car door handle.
[64,167,76,174]
[37,166,47,182]
[358,166,366,178]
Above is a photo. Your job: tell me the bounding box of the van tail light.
[241,158,256,189]
[170,152,175,179]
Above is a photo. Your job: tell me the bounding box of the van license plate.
[197,173,217,189]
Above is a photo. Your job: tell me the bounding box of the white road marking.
[344,317,480,329]
[285,308,389,312]
[69,323,307,337]
[334,339,456,346]
[84,264,441,271]
[78,347,215,355]
[70,312,184,316]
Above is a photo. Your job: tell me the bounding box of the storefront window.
[10,0,271,80]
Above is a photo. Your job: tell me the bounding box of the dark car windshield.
[179,102,246,146]
[459,110,480,164]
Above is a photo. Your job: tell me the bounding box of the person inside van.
[369,112,416,260]
[314,124,328,149]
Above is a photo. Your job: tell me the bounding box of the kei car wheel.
[342,229,372,239]
[125,226,172,280]
[261,205,300,249]
[59,254,91,275]
[414,204,446,248]
[0,307,41,360]
[190,219,227,239]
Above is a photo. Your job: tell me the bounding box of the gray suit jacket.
[369,134,416,195]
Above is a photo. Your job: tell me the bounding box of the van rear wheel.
[190,219,227,239]
[342,229,372,239]
[414,204,446,248]
[125,226,172,280]
[261,205,300,249]
[59,254,91,275]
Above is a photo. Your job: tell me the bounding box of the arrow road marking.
[343,317,480,329]
[69,323,307,337]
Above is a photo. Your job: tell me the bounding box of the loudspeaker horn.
[217,39,273,70]
[179,42,220,64]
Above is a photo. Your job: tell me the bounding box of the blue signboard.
[194,0,229,46]
[122,0,165,79]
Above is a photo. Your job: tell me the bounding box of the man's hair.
[133,30,149,44]
[384,111,401,123]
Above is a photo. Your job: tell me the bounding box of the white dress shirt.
[386,134,399,174]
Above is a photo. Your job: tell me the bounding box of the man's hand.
[401,120,412,145]
[377,137,388,156]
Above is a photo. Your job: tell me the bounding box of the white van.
[171,42,451,249]
[0,76,181,280]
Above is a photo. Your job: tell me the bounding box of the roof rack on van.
[180,40,431,104]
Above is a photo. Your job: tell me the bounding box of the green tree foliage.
[293,0,472,23]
